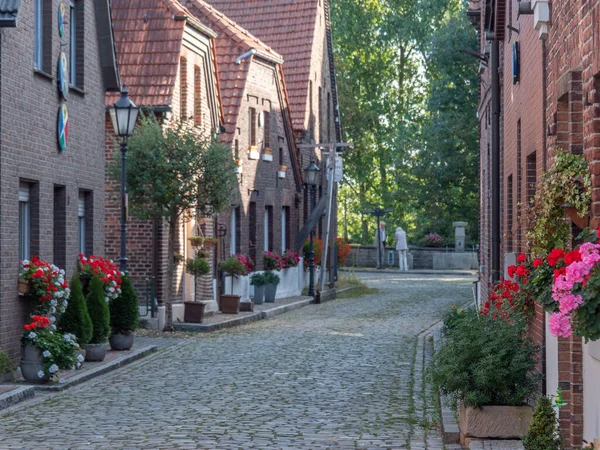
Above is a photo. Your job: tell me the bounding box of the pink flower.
[558,293,583,314]
[549,312,572,338]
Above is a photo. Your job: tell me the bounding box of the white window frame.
[78,192,86,255]
[69,1,77,86]
[281,207,287,252]
[264,209,269,252]
[34,0,43,69]
[19,183,31,261]
[230,209,236,256]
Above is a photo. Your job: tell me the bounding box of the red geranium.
[533,259,544,269]
[547,248,565,267]
[564,249,582,266]
[507,265,517,278]
[515,265,530,278]
[517,253,527,263]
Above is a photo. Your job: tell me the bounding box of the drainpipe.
[491,40,501,282]
[236,49,257,65]
[542,40,547,172]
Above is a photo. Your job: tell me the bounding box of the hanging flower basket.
[248,146,260,160]
[203,238,218,249]
[278,165,286,179]
[18,277,31,295]
[561,202,590,230]
[188,236,205,249]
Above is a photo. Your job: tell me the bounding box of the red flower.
[507,265,517,278]
[548,248,565,267]
[554,267,566,280]
[564,249,582,266]
[517,253,526,263]
[515,265,529,278]
[533,259,544,269]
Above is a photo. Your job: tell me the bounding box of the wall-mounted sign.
[57,104,69,152]
[512,42,520,85]
[58,3,65,37]
[57,52,69,99]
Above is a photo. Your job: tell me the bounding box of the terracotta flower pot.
[184,302,206,323]
[17,277,31,295]
[220,294,240,314]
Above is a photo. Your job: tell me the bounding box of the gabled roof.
[0,0,20,27]
[206,0,319,132]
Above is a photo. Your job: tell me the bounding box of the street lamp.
[109,86,139,273]
[305,160,320,297]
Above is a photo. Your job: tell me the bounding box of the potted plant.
[203,237,219,249]
[262,148,273,161]
[250,272,267,305]
[108,274,139,350]
[57,274,92,365]
[19,256,70,315]
[0,350,14,383]
[83,276,110,361]
[188,236,206,249]
[278,165,286,178]
[218,256,248,314]
[184,256,211,323]
[77,254,122,300]
[429,308,538,441]
[522,396,562,450]
[264,271,280,303]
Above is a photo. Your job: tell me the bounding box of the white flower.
[60,378,66,383]
[117,289,122,294]
[50,307,56,314]
[111,280,117,287]
[49,324,56,330]
[48,364,59,374]
[59,269,65,275]
[42,350,51,358]
[50,299,57,307]
[108,287,115,294]
[76,362,81,369]
[27,332,37,339]
[105,297,109,303]
[50,316,56,323]
[62,300,68,309]
[77,354,84,362]
[37,370,45,378]
[22,259,30,266]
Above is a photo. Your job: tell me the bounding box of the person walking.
[374,222,386,269]
[395,226,408,271]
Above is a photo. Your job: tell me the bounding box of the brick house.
[472,0,600,445]
[206,0,343,255]
[0,0,119,360]
[105,0,224,315]
[182,0,304,270]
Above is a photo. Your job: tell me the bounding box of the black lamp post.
[305,160,320,297]
[109,86,139,273]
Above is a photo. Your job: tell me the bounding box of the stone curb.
[0,386,35,410]
[340,268,478,276]
[32,345,158,392]
[173,296,316,332]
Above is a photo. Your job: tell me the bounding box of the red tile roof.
[205,0,319,131]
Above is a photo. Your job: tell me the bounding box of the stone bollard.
[453,222,468,253]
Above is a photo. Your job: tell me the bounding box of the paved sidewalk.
[470,441,524,449]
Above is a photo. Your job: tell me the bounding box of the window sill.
[69,85,85,96]
[33,69,54,82]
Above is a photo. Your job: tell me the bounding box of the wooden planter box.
[184,301,206,323]
[220,294,240,314]
[459,403,533,443]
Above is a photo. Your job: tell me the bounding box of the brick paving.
[0,272,475,449]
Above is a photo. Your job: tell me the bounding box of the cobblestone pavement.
[0,273,475,450]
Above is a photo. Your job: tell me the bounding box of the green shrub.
[109,275,139,335]
[218,257,247,276]
[185,257,211,277]
[523,396,563,450]
[86,276,110,344]
[264,270,280,285]
[250,273,267,287]
[58,274,93,346]
[429,308,539,408]
[0,349,14,375]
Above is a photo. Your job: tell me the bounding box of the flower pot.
[248,146,260,159]
[220,294,240,314]
[253,285,265,305]
[459,403,533,440]
[184,301,206,323]
[239,301,254,312]
[265,284,277,303]
[203,240,217,249]
[262,153,273,162]
[83,343,107,362]
[18,277,31,295]
[20,345,48,383]
[109,333,135,351]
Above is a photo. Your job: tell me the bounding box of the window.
[526,152,537,206]
[516,120,522,251]
[264,208,270,252]
[19,183,31,261]
[69,1,83,87]
[180,57,187,120]
[234,139,239,161]
[78,192,86,255]
[318,86,323,141]
[309,81,314,140]
[281,207,289,251]
[34,0,51,72]
[54,186,67,268]
[194,65,202,126]
[263,111,270,149]
[249,108,257,146]
[249,202,257,263]
[230,207,241,256]
[507,174,514,253]
[279,148,283,166]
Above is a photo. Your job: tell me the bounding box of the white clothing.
[395,227,408,250]
[398,250,408,271]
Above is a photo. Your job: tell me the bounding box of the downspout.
[236,49,256,65]
[542,39,547,171]
[491,40,501,282]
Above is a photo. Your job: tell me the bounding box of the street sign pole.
[362,207,393,269]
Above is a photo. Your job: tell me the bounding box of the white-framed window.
[264,209,269,252]
[34,0,43,69]
[19,183,31,261]
[230,209,236,256]
[281,207,287,251]
[78,192,86,255]
[69,1,77,86]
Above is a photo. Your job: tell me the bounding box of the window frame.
[19,183,31,262]
[34,0,43,70]
[78,192,86,256]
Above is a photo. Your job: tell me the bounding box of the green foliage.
[523,396,563,450]
[442,305,466,333]
[185,257,211,278]
[250,272,267,287]
[219,257,247,276]
[58,274,93,346]
[429,309,539,408]
[0,349,14,375]
[86,276,110,344]
[109,275,139,335]
[264,271,280,286]
[574,267,600,341]
[526,149,591,256]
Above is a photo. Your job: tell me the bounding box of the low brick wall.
[345,246,478,270]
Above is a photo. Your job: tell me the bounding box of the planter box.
[459,403,533,440]
[184,301,206,323]
[262,153,273,162]
[248,147,260,159]
[220,294,240,314]
[277,170,286,178]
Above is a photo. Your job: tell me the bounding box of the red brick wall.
[0,0,108,360]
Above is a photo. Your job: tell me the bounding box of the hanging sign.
[57,104,69,152]
[58,3,65,37]
[512,42,520,85]
[57,52,69,99]
[334,155,343,182]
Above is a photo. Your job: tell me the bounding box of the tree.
[109,114,237,329]
[57,274,93,346]
[109,274,139,335]
[86,276,110,344]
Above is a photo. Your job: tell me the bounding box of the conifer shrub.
[109,275,139,335]
[86,276,110,344]
[0,349,14,375]
[58,274,93,346]
[523,396,563,450]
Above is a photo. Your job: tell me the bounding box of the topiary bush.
[428,308,539,408]
[109,274,139,335]
[58,274,93,346]
[523,396,563,450]
[86,276,110,344]
[0,349,14,375]
[185,256,211,277]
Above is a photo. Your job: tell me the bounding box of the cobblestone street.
[0,273,474,449]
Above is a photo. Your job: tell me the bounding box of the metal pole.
[376,213,382,269]
[120,140,128,273]
[308,185,316,297]
[319,144,336,292]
